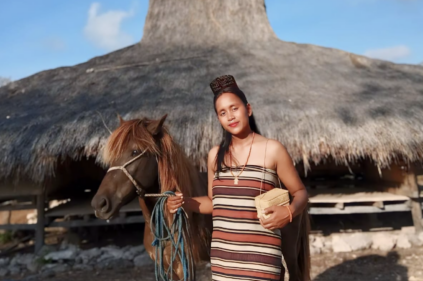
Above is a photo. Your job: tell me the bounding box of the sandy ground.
[3,246,423,281]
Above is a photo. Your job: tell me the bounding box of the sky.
[0,0,422,81]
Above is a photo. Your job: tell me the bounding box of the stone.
[322,239,332,253]
[10,254,20,266]
[129,245,145,255]
[73,264,94,271]
[95,258,114,270]
[98,252,114,262]
[102,247,124,259]
[50,264,69,273]
[122,251,136,261]
[27,260,41,273]
[78,248,102,264]
[372,233,397,251]
[409,234,423,246]
[133,253,153,267]
[17,253,35,266]
[37,245,57,257]
[122,245,132,252]
[396,233,412,249]
[346,233,372,251]
[0,257,10,266]
[311,236,325,250]
[309,245,321,255]
[418,232,423,243]
[0,268,9,277]
[40,270,56,279]
[9,265,21,276]
[41,263,56,272]
[74,256,82,264]
[332,235,352,253]
[401,226,416,234]
[44,248,77,261]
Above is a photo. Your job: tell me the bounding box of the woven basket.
[255,188,290,219]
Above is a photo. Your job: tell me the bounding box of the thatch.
[1,0,423,183]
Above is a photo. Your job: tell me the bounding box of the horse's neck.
[138,184,161,225]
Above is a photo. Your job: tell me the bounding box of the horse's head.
[91,114,168,220]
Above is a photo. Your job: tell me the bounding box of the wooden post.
[406,167,423,233]
[35,193,45,253]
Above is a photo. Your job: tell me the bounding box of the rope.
[150,191,194,281]
[145,193,174,198]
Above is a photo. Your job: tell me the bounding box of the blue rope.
[150,191,194,281]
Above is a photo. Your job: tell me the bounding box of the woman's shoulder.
[207,145,220,163]
[264,138,289,155]
[208,145,220,157]
[207,145,220,171]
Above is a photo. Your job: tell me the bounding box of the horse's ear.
[147,114,168,136]
[117,113,125,125]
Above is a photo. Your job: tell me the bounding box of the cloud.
[84,3,135,51]
[364,45,411,61]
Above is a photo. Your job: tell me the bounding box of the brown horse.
[91,114,310,281]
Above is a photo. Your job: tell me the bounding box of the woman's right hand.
[167,192,184,213]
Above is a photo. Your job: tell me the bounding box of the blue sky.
[1,0,422,81]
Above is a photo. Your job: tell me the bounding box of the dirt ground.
[2,213,423,281]
[3,246,422,281]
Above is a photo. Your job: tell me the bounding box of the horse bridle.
[107,150,149,197]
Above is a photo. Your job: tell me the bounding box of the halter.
[107,150,148,197]
[107,151,174,199]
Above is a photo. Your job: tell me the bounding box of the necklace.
[229,132,255,185]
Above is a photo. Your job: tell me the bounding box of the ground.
[3,246,422,281]
[1,213,422,280]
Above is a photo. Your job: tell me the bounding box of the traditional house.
[1,0,423,252]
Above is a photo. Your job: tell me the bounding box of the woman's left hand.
[259,206,291,230]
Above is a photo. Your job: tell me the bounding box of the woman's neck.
[231,129,254,148]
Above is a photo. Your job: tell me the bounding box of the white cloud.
[84,3,135,51]
[364,45,411,61]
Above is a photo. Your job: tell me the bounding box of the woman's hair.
[213,86,260,174]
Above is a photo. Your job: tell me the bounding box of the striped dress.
[211,164,283,281]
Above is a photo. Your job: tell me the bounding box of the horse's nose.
[92,196,110,214]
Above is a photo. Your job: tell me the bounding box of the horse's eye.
[131,150,139,156]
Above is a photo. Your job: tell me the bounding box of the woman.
[167,75,309,281]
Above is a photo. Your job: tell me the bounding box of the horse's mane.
[102,118,197,198]
[102,118,209,263]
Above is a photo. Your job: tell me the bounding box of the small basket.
[255,188,290,219]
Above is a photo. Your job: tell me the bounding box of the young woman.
[167,75,309,281]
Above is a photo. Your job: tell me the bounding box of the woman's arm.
[166,146,218,214]
[260,140,308,230]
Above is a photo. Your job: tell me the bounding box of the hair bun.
[210,75,239,95]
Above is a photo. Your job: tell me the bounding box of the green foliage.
[35,256,53,265]
[0,231,13,244]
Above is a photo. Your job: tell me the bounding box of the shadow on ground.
[313,251,408,281]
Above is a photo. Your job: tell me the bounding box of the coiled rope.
[150,191,194,281]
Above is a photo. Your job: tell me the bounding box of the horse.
[91,114,311,281]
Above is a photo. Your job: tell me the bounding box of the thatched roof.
[1,0,423,183]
